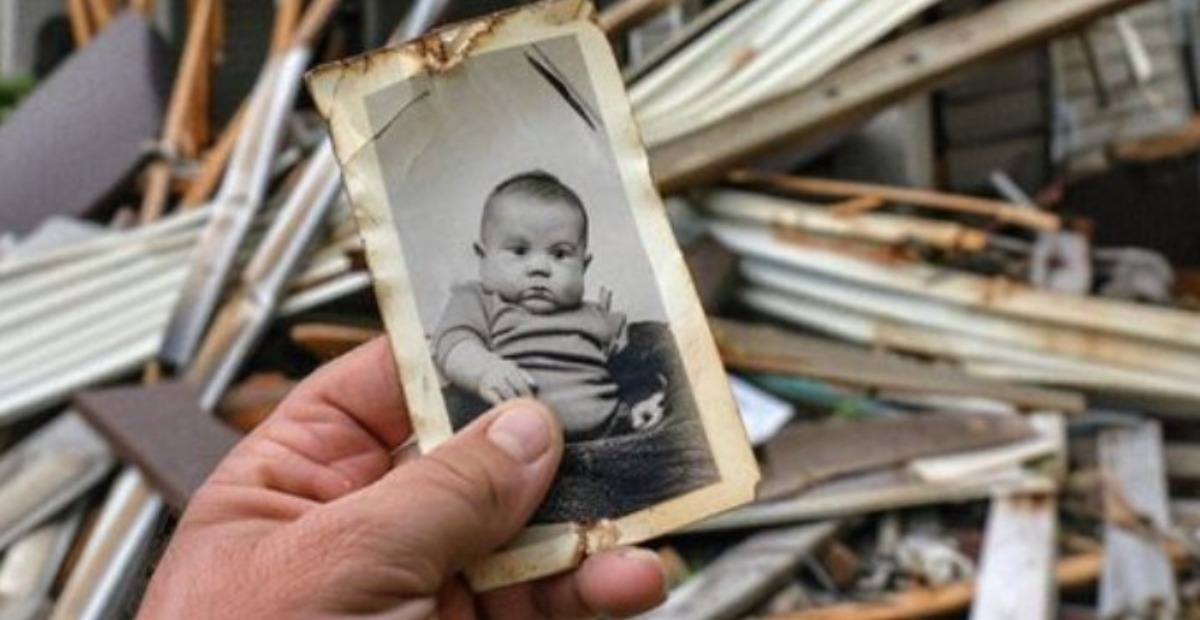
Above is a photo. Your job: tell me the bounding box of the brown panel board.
[75,381,242,513]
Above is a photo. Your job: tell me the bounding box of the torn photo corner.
[305,0,759,590]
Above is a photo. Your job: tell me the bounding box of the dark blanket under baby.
[444,321,719,523]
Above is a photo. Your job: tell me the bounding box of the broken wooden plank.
[710,318,1084,413]
[738,283,1200,405]
[713,222,1200,352]
[138,0,217,222]
[969,492,1058,620]
[911,413,1066,483]
[647,0,1147,192]
[760,414,1034,500]
[699,190,990,251]
[729,171,1058,231]
[1099,422,1178,619]
[598,0,679,36]
[642,522,839,620]
[771,552,1101,620]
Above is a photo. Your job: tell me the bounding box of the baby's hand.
[477,358,538,405]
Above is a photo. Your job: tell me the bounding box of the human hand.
[478,356,538,405]
[137,338,666,619]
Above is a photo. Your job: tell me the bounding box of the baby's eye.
[509,246,528,256]
[550,245,577,260]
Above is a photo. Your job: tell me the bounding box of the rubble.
[2,0,1200,617]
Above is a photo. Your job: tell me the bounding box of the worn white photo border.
[307,0,758,590]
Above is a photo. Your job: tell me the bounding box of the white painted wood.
[970,492,1058,620]
[738,284,1200,403]
[912,413,1065,483]
[713,222,1200,350]
[739,258,1200,382]
[1099,422,1178,619]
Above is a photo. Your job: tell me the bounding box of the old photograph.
[308,0,758,588]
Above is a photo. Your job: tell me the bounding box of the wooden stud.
[66,0,94,47]
[598,0,679,36]
[731,170,1059,231]
[139,0,218,223]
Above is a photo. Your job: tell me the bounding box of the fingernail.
[617,547,671,598]
[488,404,551,463]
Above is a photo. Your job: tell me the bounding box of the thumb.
[312,399,563,593]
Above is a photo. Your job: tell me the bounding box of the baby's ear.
[473,242,485,259]
[583,253,593,270]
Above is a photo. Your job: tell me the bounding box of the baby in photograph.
[432,170,663,441]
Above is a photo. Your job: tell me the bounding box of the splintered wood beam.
[648,0,1148,192]
[139,0,217,223]
[710,318,1084,413]
[729,170,1060,232]
[772,552,1101,620]
[66,0,94,47]
[759,414,1033,500]
[970,492,1058,620]
[85,0,114,31]
[1099,422,1178,618]
[598,0,678,36]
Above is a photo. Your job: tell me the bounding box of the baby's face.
[476,195,589,314]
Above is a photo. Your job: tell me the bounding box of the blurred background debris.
[3,0,1200,617]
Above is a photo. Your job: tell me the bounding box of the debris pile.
[2,0,1199,618]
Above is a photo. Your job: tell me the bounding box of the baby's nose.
[526,254,551,274]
